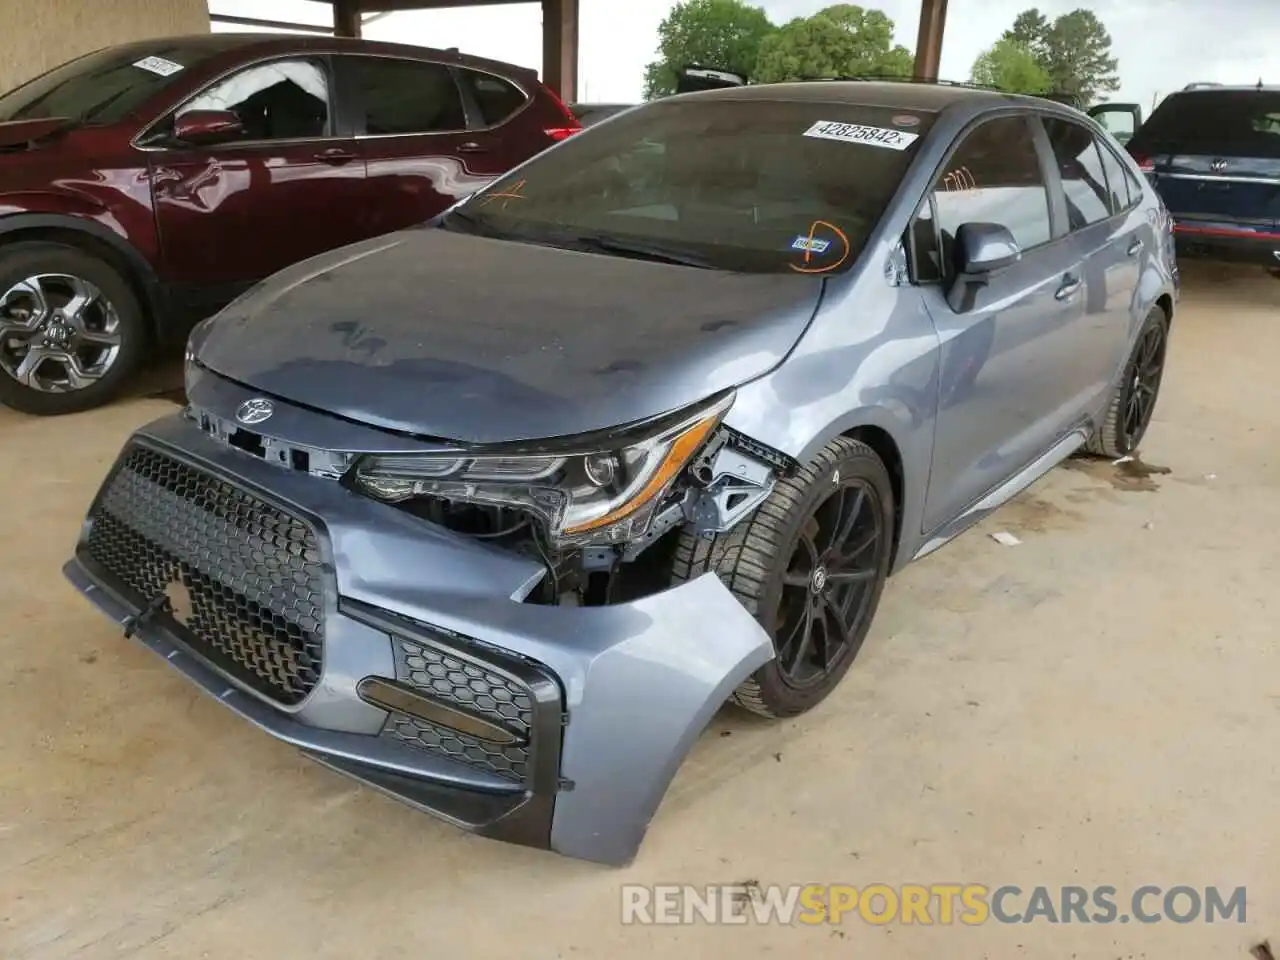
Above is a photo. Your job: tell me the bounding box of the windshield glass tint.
[449,98,934,274]
[1138,91,1280,154]
[0,43,237,124]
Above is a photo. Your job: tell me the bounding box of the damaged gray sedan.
[64,80,1177,865]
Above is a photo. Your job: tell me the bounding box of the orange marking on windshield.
[789,219,850,275]
[479,178,528,209]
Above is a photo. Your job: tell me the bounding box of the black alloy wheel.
[671,436,895,718]
[774,479,884,689]
[1119,318,1167,451]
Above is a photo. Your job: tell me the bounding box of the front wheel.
[671,436,895,718]
[1083,305,1169,459]
[0,242,149,415]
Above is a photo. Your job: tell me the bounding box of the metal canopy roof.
[210,0,950,100]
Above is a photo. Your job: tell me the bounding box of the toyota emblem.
[235,397,274,425]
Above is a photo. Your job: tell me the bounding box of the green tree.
[970,38,1053,94]
[1041,9,1120,107]
[1001,8,1050,62]
[753,4,913,83]
[999,7,1120,107]
[641,0,776,99]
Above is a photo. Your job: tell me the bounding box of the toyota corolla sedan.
[64,81,1178,866]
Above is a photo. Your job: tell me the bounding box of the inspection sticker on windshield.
[791,235,831,254]
[132,56,184,77]
[802,120,918,151]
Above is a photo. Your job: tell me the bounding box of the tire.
[671,436,895,719]
[1083,305,1169,459]
[0,242,148,415]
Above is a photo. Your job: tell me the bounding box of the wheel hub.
[809,565,828,594]
[45,318,71,347]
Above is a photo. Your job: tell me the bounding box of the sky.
[211,0,1280,109]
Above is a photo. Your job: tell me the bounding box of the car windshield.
[0,41,241,125]
[1137,90,1280,155]
[444,97,934,274]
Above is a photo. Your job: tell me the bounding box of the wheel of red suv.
[0,242,147,416]
[671,436,895,719]
[1083,304,1169,459]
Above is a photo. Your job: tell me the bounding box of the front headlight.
[352,393,733,545]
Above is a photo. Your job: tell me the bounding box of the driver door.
[146,56,368,322]
[914,115,1087,533]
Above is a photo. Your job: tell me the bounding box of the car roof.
[101,32,537,79]
[667,79,1060,115]
[1173,84,1279,93]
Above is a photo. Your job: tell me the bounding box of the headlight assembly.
[352,393,734,546]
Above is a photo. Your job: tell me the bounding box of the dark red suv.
[0,34,580,414]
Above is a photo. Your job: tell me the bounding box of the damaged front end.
[63,373,789,866]
[345,390,796,609]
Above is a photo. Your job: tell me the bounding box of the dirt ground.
[1,262,1277,959]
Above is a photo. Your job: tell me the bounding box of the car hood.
[192,228,825,444]
[0,117,71,148]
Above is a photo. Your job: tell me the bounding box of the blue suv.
[1124,85,1280,272]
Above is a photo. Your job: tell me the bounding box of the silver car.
[64,81,1178,865]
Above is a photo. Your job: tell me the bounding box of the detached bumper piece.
[72,439,565,853]
[66,416,776,866]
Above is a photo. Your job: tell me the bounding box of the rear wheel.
[671,436,895,718]
[1084,305,1169,459]
[0,242,148,415]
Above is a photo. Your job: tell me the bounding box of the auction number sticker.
[802,120,919,151]
[133,56,184,77]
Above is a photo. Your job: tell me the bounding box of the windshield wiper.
[438,207,514,239]
[565,233,714,268]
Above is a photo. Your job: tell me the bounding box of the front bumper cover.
[63,409,774,866]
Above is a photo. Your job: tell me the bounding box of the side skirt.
[911,426,1090,562]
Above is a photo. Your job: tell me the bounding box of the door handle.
[314,148,357,165]
[457,141,488,154]
[1054,274,1082,300]
[1126,238,1144,257]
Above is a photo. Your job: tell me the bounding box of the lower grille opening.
[384,635,536,782]
[82,445,327,706]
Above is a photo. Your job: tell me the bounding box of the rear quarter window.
[460,70,527,126]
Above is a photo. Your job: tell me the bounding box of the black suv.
[1124,85,1280,271]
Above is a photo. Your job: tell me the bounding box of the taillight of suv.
[538,82,582,141]
[1127,147,1155,174]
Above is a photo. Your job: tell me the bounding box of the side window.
[184,58,329,140]
[348,57,467,135]
[459,69,527,126]
[932,115,1052,272]
[1095,139,1133,215]
[1042,116,1112,229]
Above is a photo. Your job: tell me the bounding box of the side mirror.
[173,109,244,145]
[956,221,1021,275]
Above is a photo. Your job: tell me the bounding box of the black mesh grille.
[83,445,326,706]
[384,636,533,782]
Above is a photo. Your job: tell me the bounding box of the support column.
[912,0,948,81]
[334,0,363,38]
[541,0,579,102]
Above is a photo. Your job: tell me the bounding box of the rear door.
[339,53,497,235]
[915,114,1087,533]
[1127,89,1280,241]
[1039,114,1140,406]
